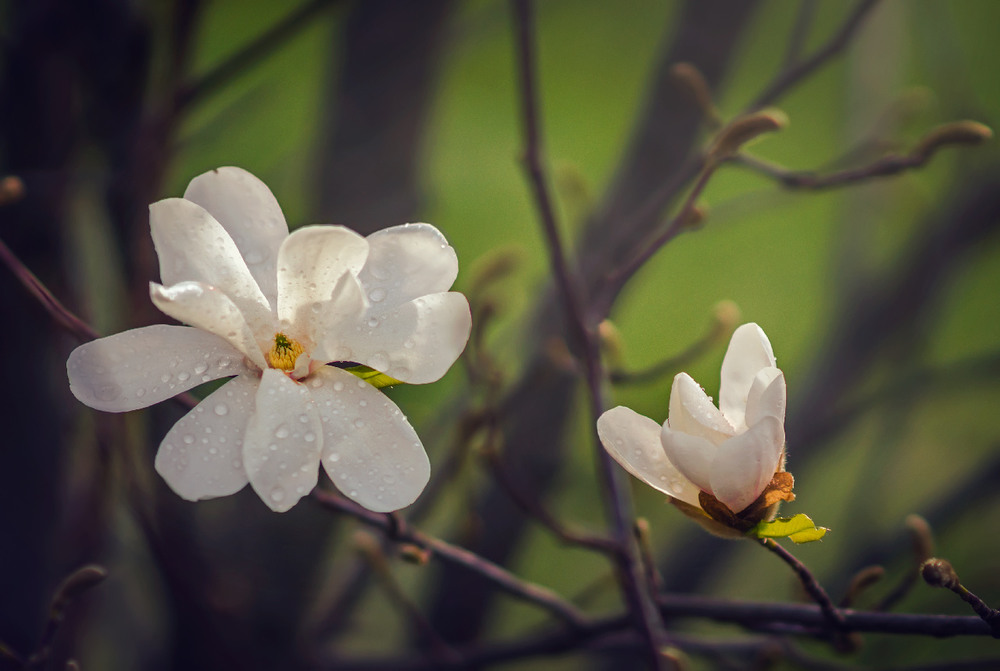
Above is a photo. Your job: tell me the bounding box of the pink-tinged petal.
[667,373,735,445]
[660,423,718,495]
[334,292,471,384]
[276,225,368,330]
[311,367,430,513]
[183,167,289,307]
[149,197,273,333]
[67,325,251,412]
[150,281,268,369]
[745,368,786,428]
[242,369,323,512]
[719,323,777,429]
[709,415,785,513]
[359,223,459,310]
[598,406,701,506]
[154,373,258,500]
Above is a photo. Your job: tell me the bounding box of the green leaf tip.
[750,513,828,544]
[345,365,404,390]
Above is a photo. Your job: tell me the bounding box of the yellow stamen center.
[267,332,305,371]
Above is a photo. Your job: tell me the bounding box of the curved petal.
[660,424,718,495]
[183,167,289,307]
[67,325,251,412]
[276,225,369,329]
[334,292,471,384]
[709,415,785,513]
[154,373,258,500]
[149,197,273,333]
[719,323,776,429]
[667,373,734,445]
[597,406,701,506]
[358,223,459,311]
[312,272,369,363]
[242,369,323,512]
[745,368,786,428]
[151,281,268,369]
[311,367,430,512]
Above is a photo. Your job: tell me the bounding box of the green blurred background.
[2,0,999,669]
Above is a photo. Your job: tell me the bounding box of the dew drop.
[269,443,278,452]
[328,453,341,463]
[93,383,122,402]
[214,403,229,416]
[209,447,218,455]
[160,373,170,383]
[353,418,365,428]
[269,487,286,503]
[194,363,208,375]
[135,388,146,398]
[304,432,316,443]
[333,381,345,391]
[275,425,290,439]
[177,372,190,382]
[298,414,309,424]
[359,400,367,407]
[403,339,415,349]
[182,434,195,445]
[369,352,390,370]
[368,287,387,303]
[309,378,323,388]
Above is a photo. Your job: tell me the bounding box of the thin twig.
[175,0,340,110]
[0,236,98,341]
[509,0,672,664]
[750,0,882,111]
[482,444,618,555]
[760,538,845,632]
[310,488,588,630]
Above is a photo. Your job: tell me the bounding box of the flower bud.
[921,558,960,590]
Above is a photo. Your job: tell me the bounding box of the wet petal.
[709,415,785,513]
[242,369,323,512]
[149,197,273,333]
[359,223,459,310]
[334,292,471,384]
[660,423,718,495]
[311,367,430,513]
[151,281,268,369]
[598,406,701,506]
[183,167,289,307]
[745,368,786,428]
[667,373,734,445]
[276,225,369,330]
[67,325,251,412]
[154,373,258,500]
[719,323,776,429]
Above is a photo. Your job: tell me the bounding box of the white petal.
[151,281,268,369]
[660,424,718,494]
[149,197,273,334]
[359,223,459,310]
[154,373,257,500]
[183,167,289,307]
[709,415,785,513]
[242,369,323,512]
[311,367,430,512]
[597,406,701,506]
[719,323,777,429]
[667,373,735,445]
[745,367,786,428]
[333,292,471,384]
[67,325,251,412]
[276,225,369,329]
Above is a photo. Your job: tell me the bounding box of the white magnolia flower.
[68,167,471,513]
[597,323,786,516]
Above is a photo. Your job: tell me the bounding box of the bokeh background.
[2,0,999,669]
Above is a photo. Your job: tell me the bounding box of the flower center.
[266,332,306,371]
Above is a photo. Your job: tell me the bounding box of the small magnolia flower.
[598,323,791,534]
[68,167,471,513]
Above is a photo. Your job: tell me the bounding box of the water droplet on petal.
[182,434,195,445]
[194,363,208,375]
[275,426,290,439]
[304,432,316,443]
[369,352,390,371]
[403,339,415,349]
[214,403,229,416]
[353,418,365,428]
[177,372,190,382]
[333,381,344,391]
[135,388,146,398]
[328,453,341,463]
[270,487,286,503]
[369,287,387,303]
